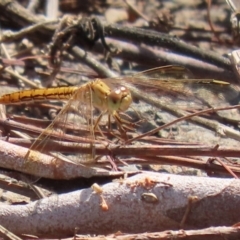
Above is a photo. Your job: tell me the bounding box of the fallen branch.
[0,139,123,179]
[0,172,240,237]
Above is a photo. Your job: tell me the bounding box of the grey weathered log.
[0,172,240,237]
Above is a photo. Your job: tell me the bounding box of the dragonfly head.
[107,86,132,113]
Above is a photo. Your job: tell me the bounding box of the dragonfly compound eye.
[108,86,132,112]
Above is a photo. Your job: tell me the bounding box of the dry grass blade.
[0,224,23,240]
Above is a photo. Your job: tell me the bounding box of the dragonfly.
[0,76,134,166]
[0,65,236,167]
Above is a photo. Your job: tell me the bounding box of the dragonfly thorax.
[107,86,132,113]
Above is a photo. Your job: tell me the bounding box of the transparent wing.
[104,65,239,109]
[102,65,240,125]
[25,83,98,167]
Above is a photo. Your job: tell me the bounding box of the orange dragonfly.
[0,65,235,167]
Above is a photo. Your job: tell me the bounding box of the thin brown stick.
[205,0,223,44]
[208,157,239,179]
[126,104,240,144]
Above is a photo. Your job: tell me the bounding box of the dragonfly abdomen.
[0,86,79,104]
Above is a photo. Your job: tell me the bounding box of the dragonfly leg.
[115,113,141,131]
[93,112,104,131]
